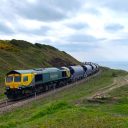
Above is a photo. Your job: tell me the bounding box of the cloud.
[89,0,128,13]
[7,0,82,22]
[105,23,124,32]
[107,38,128,46]
[54,43,99,52]
[18,26,51,35]
[102,0,128,12]
[66,33,103,43]
[85,8,101,15]
[66,22,89,30]
[0,0,15,20]
[0,22,14,35]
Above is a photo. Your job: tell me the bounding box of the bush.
[112,72,118,77]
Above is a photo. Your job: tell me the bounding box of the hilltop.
[0,39,79,76]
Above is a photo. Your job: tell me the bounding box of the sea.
[95,61,128,71]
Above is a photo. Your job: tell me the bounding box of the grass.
[0,68,128,128]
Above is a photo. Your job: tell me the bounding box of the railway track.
[0,100,16,109]
[0,100,8,108]
[0,70,101,114]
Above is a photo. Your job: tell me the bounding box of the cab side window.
[14,76,21,82]
[62,71,67,77]
[6,76,13,83]
[23,76,28,82]
[35,74,43,82]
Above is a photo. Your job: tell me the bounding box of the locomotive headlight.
[18,86,23,89]
[6,87,10,90]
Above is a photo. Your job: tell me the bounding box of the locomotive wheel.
[57,81,65,88]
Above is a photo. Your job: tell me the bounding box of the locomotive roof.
[6,70,35,75]
[6,67,65,75]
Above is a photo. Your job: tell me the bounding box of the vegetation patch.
[29,101,72,121]
[0,68,128,127]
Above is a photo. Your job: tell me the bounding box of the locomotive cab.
[6,74,21,89]
[5,71,33,89]
[5,70,35,99]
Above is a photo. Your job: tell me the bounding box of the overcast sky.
[0,0,128,62]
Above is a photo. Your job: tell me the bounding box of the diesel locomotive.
[5,63,99,100]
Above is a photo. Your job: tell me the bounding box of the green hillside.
[0,39,79,73]
[0,68,128,128]
[0,39,80,98]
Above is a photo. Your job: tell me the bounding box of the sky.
[0,0,128,62]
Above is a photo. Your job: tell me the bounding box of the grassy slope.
[0,39,79,74]
[0,39,79,99]
[0,68,128,128]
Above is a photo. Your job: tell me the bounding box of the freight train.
[5,63,99,100]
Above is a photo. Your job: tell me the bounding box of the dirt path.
[87,75,128,102]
